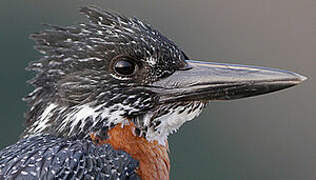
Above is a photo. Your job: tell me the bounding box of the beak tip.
[292,72,308,84]
[298,74,308,82]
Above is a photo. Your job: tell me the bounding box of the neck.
[23,102,131,139]
[91,122,170,180]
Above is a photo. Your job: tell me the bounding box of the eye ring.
[112,57,138,77]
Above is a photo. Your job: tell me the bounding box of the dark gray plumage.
[0,135,140,179]
[22,6,188,141]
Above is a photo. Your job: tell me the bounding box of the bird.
[0,6,306,180]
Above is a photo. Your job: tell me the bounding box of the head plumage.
[23,7,192,144]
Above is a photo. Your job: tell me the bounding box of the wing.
[0,135,140,180]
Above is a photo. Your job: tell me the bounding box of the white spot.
[63,57,73,62]
[65,38,72,42]
[147,57,157,66]
[97,30,103,35]
[21,171,28,175]
[78,57,103,62]
[31,104,57,133]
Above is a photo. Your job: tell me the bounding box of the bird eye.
[113,58,137,76]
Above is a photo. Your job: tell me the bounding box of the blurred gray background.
[0,0,315,179]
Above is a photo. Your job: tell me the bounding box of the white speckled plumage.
[1,6,210,180]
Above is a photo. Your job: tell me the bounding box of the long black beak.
[149,60,307,104]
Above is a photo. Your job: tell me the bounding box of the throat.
[90,122,170,180]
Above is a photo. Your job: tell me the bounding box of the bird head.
[23,7,306,145]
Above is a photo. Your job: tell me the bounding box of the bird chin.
[143,101,207,146]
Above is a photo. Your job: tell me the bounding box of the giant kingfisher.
[0,6,307,180]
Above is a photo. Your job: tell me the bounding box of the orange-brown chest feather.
[90,123,170,180]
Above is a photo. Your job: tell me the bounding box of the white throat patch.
[145,102,205,145]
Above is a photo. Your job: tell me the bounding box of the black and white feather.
[20,6,204,144]
[0,6,210,179]
[0,134,140,180]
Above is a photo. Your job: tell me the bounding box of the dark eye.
[113,58,137,76]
